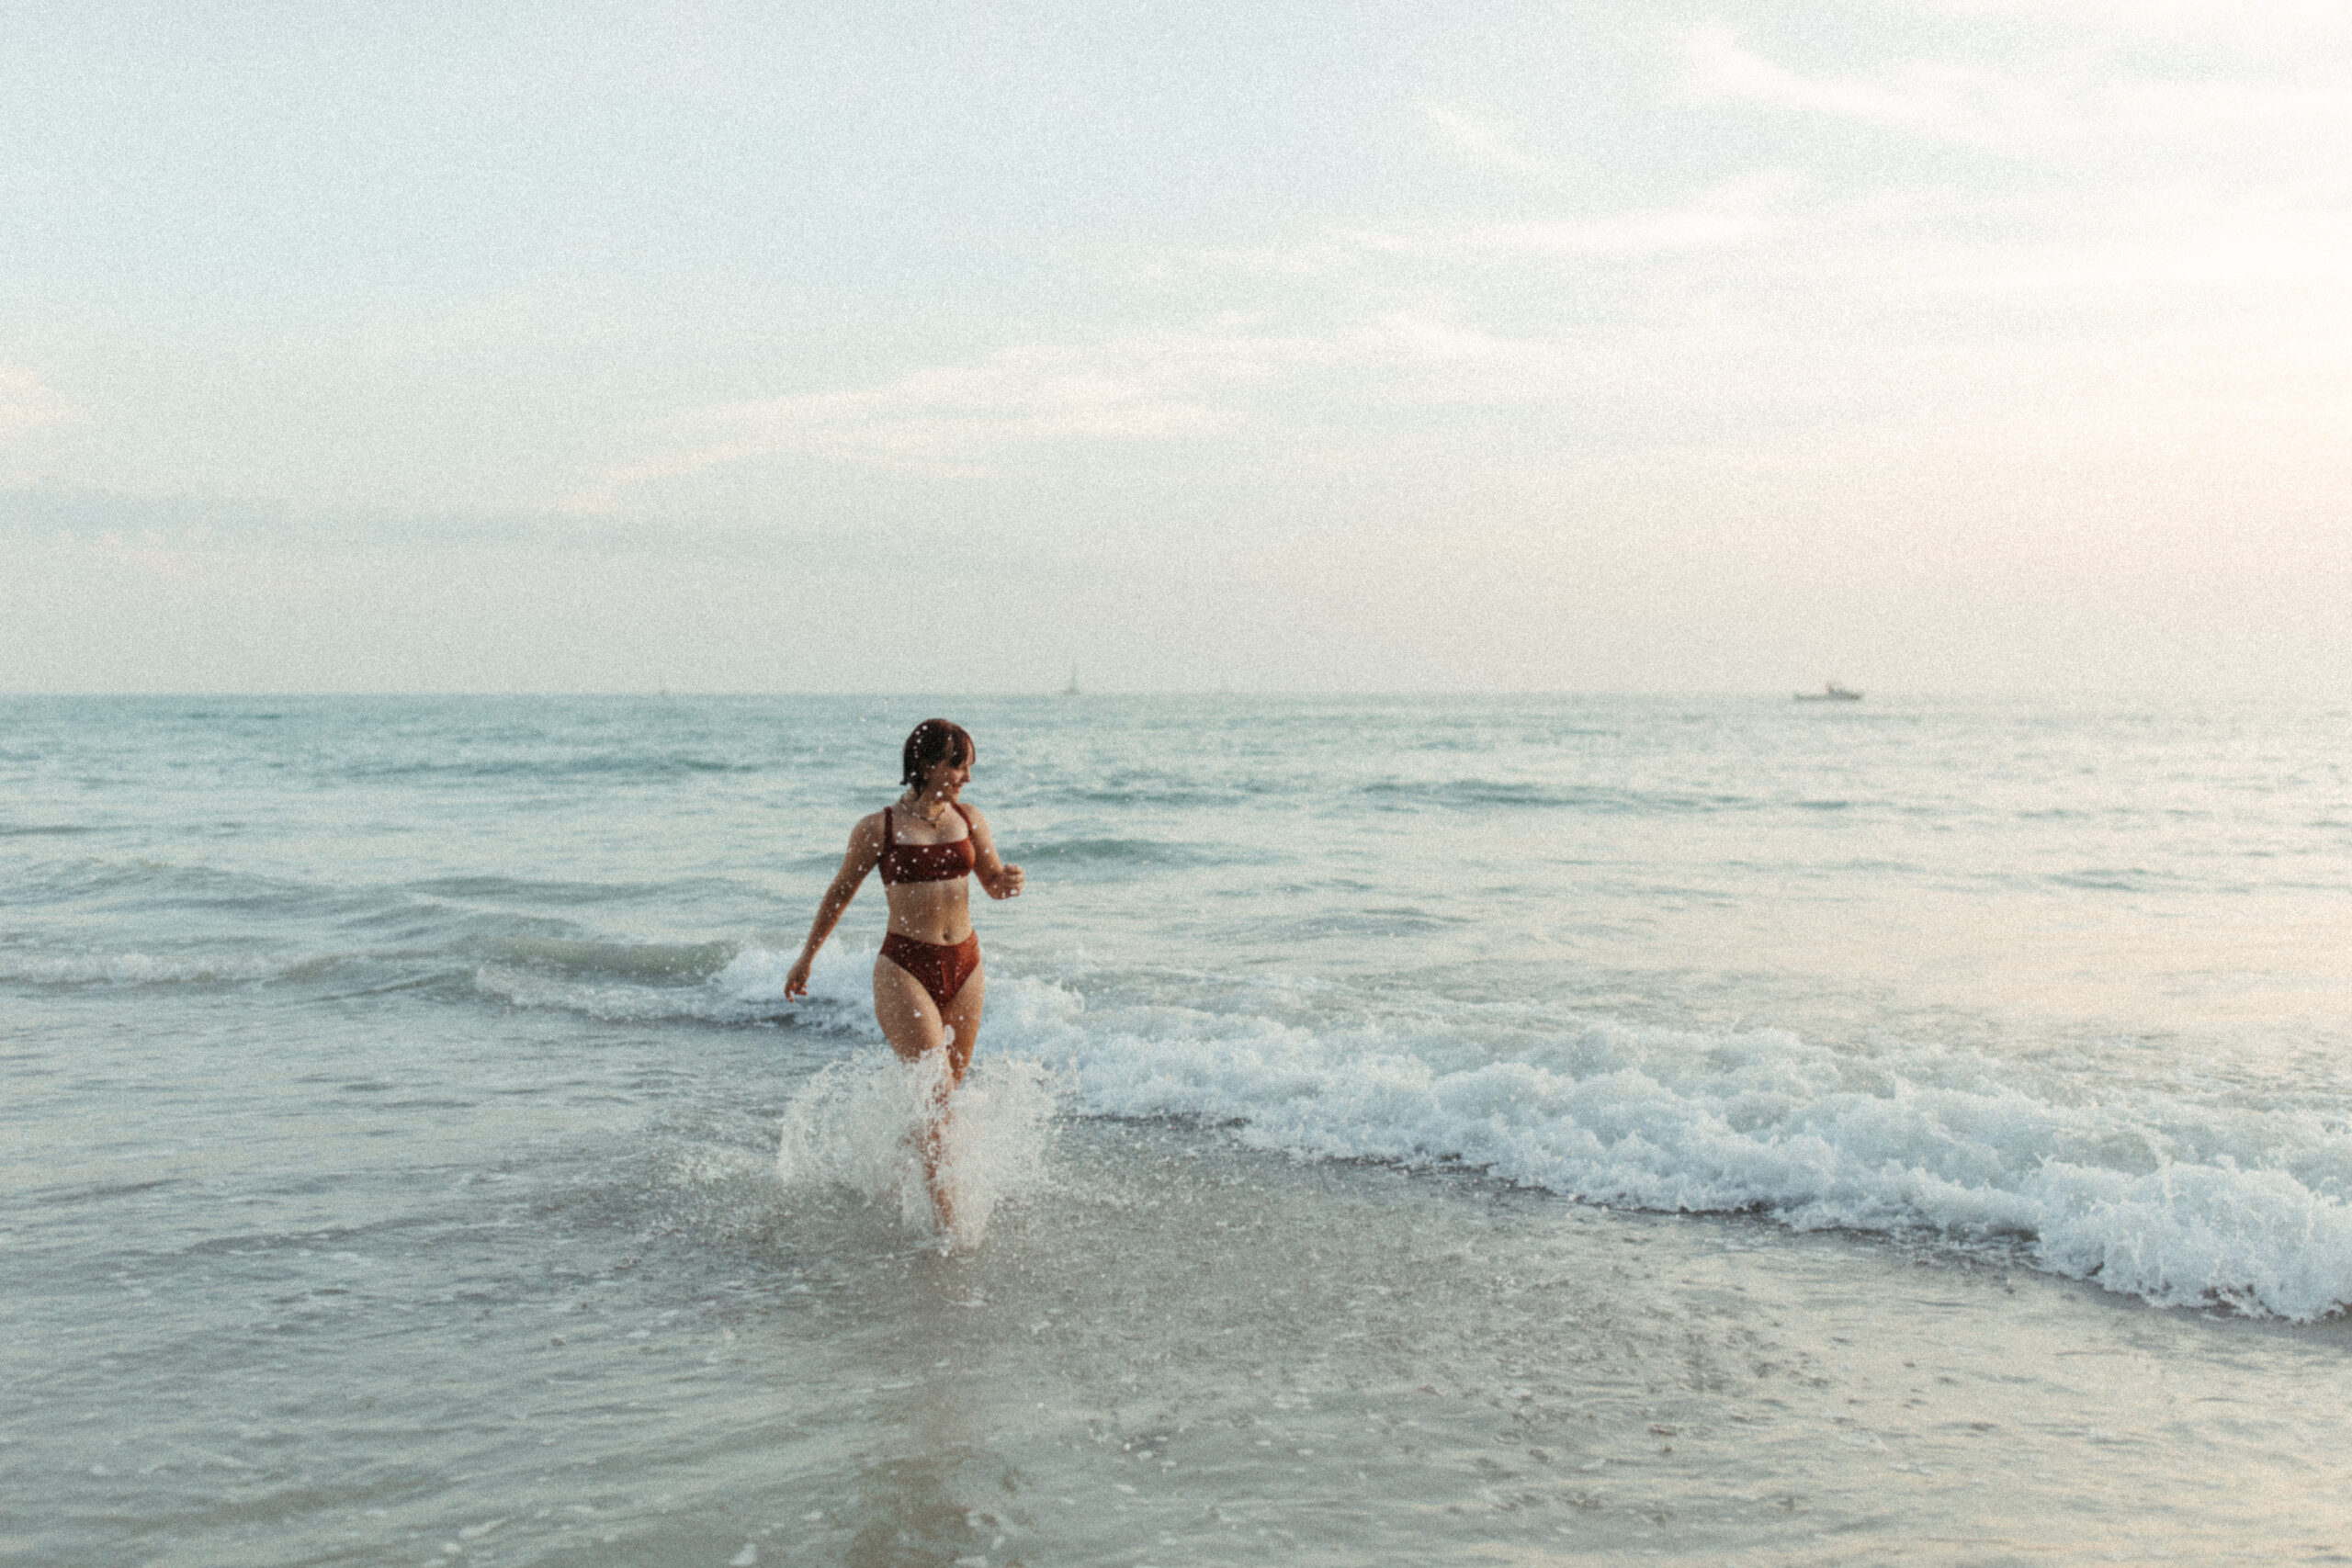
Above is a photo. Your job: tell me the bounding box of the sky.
[3,0,2348,694]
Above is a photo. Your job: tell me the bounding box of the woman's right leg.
[873,952,946,1061]
[874,952,956,1231]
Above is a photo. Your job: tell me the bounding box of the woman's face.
[922,747,972,798]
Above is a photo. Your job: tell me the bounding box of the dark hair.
[901,718,975,788]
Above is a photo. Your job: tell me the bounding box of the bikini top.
[877,801,977,886]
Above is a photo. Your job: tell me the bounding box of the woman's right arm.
[785,815,884,998]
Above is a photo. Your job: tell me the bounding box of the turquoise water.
[6,694,2351,1564]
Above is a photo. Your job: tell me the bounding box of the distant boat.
[1061,664,1080,697]
[1794,682,1863,702]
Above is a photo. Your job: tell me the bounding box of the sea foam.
[546,942,2352,1318]
[0,948,290,986]
[956,967,2352,1320]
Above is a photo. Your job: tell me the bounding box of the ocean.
[6,693,2350,1566]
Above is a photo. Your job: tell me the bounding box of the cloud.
[2086,75,2352,141]
[0,367,87,432]
[1681,30,2352,151]
[1685,32,1960,128]
[569,329,1303,507]
[571,310,1679,510]
[1938,212,2352,294]
[1928,0,2351,40]
[1342,175,1787,261]
[1349,209,1751,261]
[1184,175,1784,289]
[1419,100,1564,182]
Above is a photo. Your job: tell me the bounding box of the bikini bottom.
[879,930,981,1011]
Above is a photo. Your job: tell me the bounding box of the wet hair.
[900,718,976,788]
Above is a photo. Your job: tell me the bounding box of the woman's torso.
[877,802,976,944]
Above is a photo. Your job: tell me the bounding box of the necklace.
[899,790,950,827]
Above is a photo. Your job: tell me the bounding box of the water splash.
[775,1048,1058,1251]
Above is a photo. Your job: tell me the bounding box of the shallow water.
[6,694,2352,1564]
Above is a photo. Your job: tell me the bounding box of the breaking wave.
[437,936,2352,1318]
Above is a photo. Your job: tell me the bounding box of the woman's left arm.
[967,807,1025,900]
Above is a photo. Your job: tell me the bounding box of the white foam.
[496,939,2352,1318]
[943,966,2352,1322]
[472,938,876,1026]
[0,950,286,985]
[775,1048,1057,1251]
[715,940,874,1030]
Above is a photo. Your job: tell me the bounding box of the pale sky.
[4,0,2348,694]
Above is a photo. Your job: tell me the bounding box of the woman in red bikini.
[783,718,1023,1224]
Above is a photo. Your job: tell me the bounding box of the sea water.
[5,694,2350,1565]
